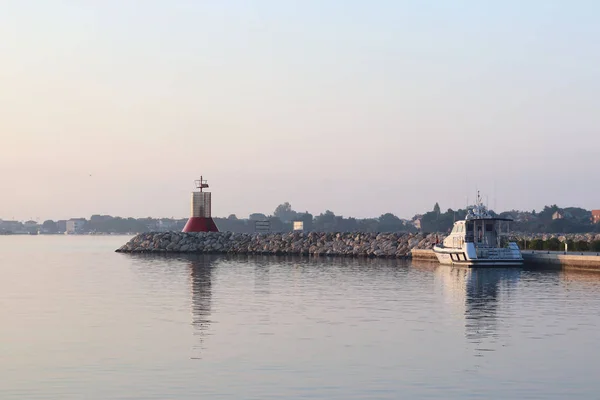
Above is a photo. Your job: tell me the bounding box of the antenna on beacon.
[195,176,209,192]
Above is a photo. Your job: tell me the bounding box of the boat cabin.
[445,218,513,249]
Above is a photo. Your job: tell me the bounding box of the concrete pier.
[410,249,438,260]
[410,249,600,271]
[521,250,600,270]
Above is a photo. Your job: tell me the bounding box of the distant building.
[66,218,86,234]
[411,216,422,230]
[24,220,38,229]
[23,220,39,234]
[592,210,600,224]
[142,219,160,231]
[254,220,271,233]
[552,210,573,220]
[158,219,176,231]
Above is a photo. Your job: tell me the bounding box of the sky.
[1,1,599,221]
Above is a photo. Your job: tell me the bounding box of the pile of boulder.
[115,231,446,258]
[116,230,600,258]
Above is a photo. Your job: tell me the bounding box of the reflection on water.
[5,235,600,399]
[252,259,271,296]
[189,255,215,358]
[562,269,600,286]
[436,266,521,347]
[127,253,218,359]
[464,268,520,344]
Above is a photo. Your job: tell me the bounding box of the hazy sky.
[2,1,599,221]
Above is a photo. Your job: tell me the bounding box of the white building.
[412,218,422,230]
[66,219,86,234]
[158,219,176,231]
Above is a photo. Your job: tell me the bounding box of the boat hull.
[433,245,523,267]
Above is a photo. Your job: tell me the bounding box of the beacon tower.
[182,176,219,233]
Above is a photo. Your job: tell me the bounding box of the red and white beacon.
[182,176,219,233]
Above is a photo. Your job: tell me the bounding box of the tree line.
[419,203,600,234]
[204,201,415,233]
[30,202,416,234]
[6,201,600,235]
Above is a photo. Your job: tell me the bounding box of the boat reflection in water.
[435,266,521,346]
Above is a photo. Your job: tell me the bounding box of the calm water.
[2,236,600,399]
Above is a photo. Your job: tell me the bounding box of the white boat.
[433,192,523,267]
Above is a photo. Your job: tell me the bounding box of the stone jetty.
[115,231,444,258]
[115,231,600,258]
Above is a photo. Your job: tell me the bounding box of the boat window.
[466,222,473,233]
[486,223,493,232]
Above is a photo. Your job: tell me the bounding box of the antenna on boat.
[493,180,497,213]
[465,175,469,211]
[466,186,470,211]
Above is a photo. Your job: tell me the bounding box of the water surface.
[1,235,600,399]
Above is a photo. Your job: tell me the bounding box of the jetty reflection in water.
[436,266,521,344]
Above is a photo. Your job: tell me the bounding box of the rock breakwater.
[115,231,444,258]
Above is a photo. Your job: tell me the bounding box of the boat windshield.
[465,222,474,242]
